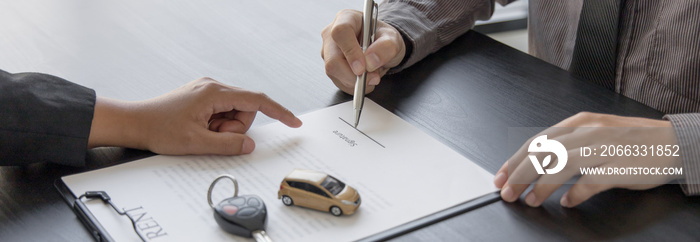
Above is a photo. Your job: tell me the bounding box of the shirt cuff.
[378,0,496,74]
[379,1,438,73]
[664,113,700,196]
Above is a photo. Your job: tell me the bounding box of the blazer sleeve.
[0,69,96,166]
[379,0,517,73]
[665,113,700,196]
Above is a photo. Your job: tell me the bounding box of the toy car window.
[320,175,346,196]
[305,184,330,198]
[287,181,301,189]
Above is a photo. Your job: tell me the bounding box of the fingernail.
[242,138,255,154]
[501,186,515,202]
[369,76,380,86]
[560,193,570,208]
[285,115,303,128]
[494,172,507,188]
[351,61,363,75]
[525,192,538,207]
[366,53,380,71]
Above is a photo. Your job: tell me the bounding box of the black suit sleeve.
[0,69,95,166]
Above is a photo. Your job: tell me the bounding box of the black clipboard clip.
[55,179,145,242]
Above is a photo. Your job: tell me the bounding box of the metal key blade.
[252,230,273,242]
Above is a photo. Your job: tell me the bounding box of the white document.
[62,100,497,242]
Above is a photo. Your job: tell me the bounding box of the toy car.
[277,169,361,216]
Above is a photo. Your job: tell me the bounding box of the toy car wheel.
[330,206,343,216]
[281,196,294,206]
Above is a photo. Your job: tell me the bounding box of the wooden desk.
[1,1,699,241]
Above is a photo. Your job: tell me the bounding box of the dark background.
[1,1,698,241]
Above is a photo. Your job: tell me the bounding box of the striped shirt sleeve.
[379,0,515,73]
[664,113,700,195]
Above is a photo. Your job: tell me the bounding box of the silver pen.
[353,0,378,128]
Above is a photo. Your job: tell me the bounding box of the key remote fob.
[213,194,268,238]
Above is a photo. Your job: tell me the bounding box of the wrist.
[88,97,149,150]
[383,22,411,75]
[396,27,412,68]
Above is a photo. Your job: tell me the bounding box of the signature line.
[338,117,386,148]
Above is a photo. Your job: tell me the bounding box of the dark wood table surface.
[1,1,699,241]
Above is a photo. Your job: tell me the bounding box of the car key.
[208,175,273,242]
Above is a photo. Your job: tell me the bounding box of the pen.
[353,0,378,128]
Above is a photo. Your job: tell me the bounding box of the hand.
[321,9,406,94]
[493,112,683,208]
[88,77,302,155]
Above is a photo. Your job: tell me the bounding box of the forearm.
[379,0,513,72]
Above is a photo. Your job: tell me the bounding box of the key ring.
[207,174,239,209]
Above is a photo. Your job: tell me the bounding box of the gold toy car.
[277,169,361,216]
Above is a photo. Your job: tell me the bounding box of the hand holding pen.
[352,0,378,127]
[320,2,407,95]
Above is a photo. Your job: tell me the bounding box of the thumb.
[364,22,406,72]
[364,35,403,72]
[195,131,256,155]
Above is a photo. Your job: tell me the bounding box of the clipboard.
[56,176,500,242]
[358,191,501,241]
[55,179,115,242]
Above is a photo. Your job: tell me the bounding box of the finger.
[210,119,246,133]
[364,84,376,94]
[190,79,301,129]
[212,118,250,134]
[330,10,365,75]
[324,40,359,94]
[321,24,330,60]
[523,148,581,207]
[367,71,381,87]
[208,111,258,133]
[506,127,605,197]
[225,91,303,128]
[494,162,508,189]
[503,149,569,202]
[364,28,404,72]
[193,131,256,155]
[377,66,391,78]
[524,184,561,207]
[506,127,575,178]
[232,111,257,132]
[209,111,254,133]
[561,152,671,208]
[209,113,225,122]
[560,176,613,208]
[208,118,226,131]
[501,155,541,202]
